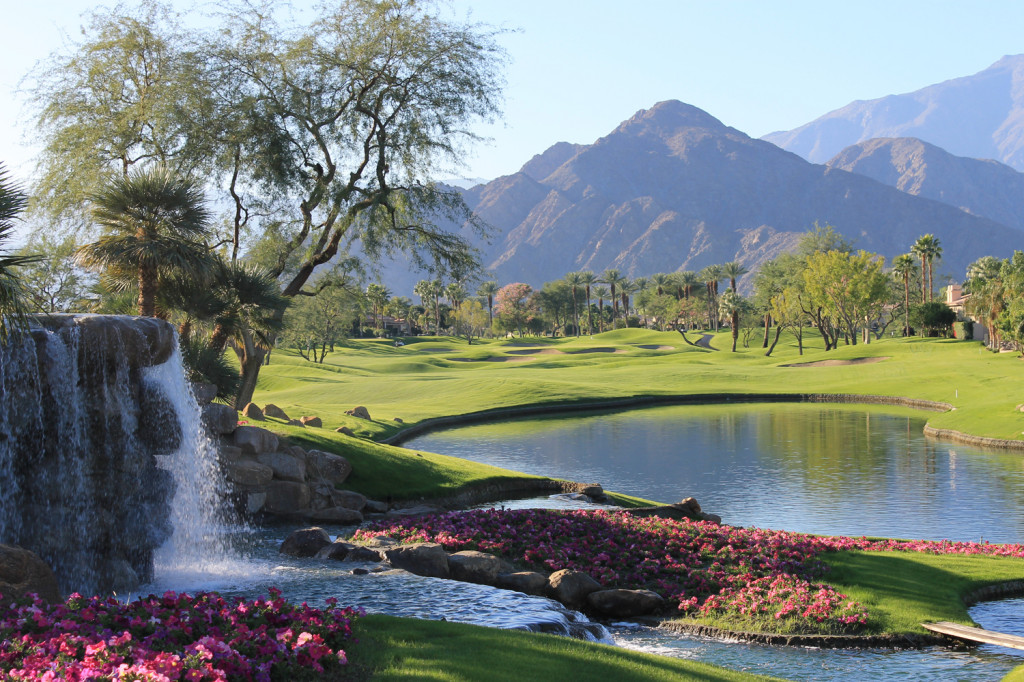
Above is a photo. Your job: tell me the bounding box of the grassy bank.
[347,615,780,681]
[254,329,1024,444]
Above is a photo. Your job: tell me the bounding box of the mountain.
[374,100,1019,294]
[762,55,1024,171]
[826,137,1024,232]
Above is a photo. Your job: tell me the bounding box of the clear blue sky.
[4,0,1024,185]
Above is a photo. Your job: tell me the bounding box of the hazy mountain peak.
[763,54,1024,170]
[520,141,585,182]
[615,100,731,137]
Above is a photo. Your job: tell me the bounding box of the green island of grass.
[246,329,1024,679]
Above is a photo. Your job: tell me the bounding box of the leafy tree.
[766,286,809,357]
[75,166,214,317]
[910,301,957,337]
[493,282,534,337]
[385,296,414,335]
[282,278,359,362]
[15,234,92,314]
[453,299,488,344]
[802,250,889,346]
[0,164,41,340]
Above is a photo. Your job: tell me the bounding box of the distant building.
[945,283,988,343]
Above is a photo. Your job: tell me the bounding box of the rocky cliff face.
[826,137,1024,233]
[763,55,1024,170]
[378,100,1021,295]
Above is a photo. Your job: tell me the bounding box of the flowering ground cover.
[0,588,360,681]
[355,508,1024,636]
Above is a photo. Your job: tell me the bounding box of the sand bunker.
[568,347,627,354]
[448,356,535,363]
[782,356,889,368]
[506,348,564,355]
[636,345,675,350]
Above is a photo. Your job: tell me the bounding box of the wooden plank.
[922,621,1024,651]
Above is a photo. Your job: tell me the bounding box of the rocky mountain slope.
[827,137,1024,233]
[377,100,1019,295]
[763,55,1024,170]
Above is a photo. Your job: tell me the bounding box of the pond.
[398,402,1024,679]
[404,403,1024,543]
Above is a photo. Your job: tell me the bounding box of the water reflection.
[406,403,1024,543]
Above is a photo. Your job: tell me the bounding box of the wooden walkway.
[922,621,1024,650]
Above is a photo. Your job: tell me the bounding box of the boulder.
[700,512,722,525]
[586,589,666,617]
[333,490,367,511]
[263,404,290,420]
[280,527,332,557]
[384,504,445,519]
[241,403,265,421]
[0,544,60,604]
[256,451,306,483]
[233,426,279,455]
[364,499,389,514]
[359,536,399,549]
[547,569,602,609]
[263,481,312,515]
[218,445,244,463]
[678,497,702,515]
[346,546,384,562]
[246,492,267,514]
[287,419,305,427]
[345,406,371,420]
[448,550,514,585]
[225,460,274,487]
[300,416,322,428]
[393,417,404,424]
[382,543,450,578]
[191,382,218,406]
[496,571,549,596]
[335,426,355,436]
[308,507,363,524]
[306,450,352,484]
[202,404,239,436]
[285,446,308,461]
[67,314,175,368]
[316,541,356,561]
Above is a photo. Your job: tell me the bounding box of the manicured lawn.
[347,614,781,681]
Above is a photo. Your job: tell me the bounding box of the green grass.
[344,614,780,681]
[255,329,1024,444]
[820,550,1024,635]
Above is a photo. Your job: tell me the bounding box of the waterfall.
[0,315,232,596]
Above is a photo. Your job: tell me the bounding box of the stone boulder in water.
[0,544,60,603]
[279,527,332,557]
[586,588,666,617]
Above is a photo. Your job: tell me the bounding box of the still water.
[405,403,1024,543]
[400,403,1024,679]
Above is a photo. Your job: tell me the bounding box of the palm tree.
[912,234,942,302]
[366,283,391,329]
[476,280,499,328]
[76,167,213,317]
[651,273,671,296]
[601,269,625,323]
[619,278,639,323]
[445,282,466,313]
[891,254,917,336]
[564,271,584,336]
[0,163,41,340]
[592,285,611,333]
[718,289,744,352]
[674,271,699,300]
[579,271,597,334]
[698,264,725,330]
[204,258,289,353]
[722,261,749,293]
[965,256,1004,349]
[414,278,444,333]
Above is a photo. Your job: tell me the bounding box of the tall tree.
[912,234,942,302]
[75,167,213,317]
[0,164,41,340]
[476,280,499,329]
[592,285,611,333]
[564,271,584,336]
[891,253,917,336]
[601,269,625,322]
[579,270,597,334]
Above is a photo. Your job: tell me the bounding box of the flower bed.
[0,589,360,681]
[355,508,1024,635]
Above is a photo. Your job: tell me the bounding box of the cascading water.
[0,315,232,596]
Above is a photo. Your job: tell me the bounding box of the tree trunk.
[138,263,157,317]
[765,325,784,357]
[762,314,770,348]
[731,310,739,352]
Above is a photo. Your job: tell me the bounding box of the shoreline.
[378,392,1024,452]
